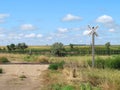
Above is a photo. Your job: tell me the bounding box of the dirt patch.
[0,64,48,90]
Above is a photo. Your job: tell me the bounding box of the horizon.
[0,0,120,45]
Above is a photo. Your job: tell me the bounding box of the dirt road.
[0,64,48,90]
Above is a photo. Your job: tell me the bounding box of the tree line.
[7,43,28,51]
[0,42,119,56]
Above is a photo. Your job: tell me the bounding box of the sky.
[0,0,120,45]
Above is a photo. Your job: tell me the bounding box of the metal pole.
[92,32,95,68]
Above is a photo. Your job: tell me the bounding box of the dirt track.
[0,64,48,90]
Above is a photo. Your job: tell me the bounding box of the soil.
[0,64,48,90]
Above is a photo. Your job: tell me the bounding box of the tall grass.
[42,55,120,90]
[87,55,120,69]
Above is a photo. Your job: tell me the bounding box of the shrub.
[51,84,74,90]
[95,57,105,69]
[36,55,49,64]
[52,83,61,90]
[61,85,74,90]
[51,42,66,56]
[87,57,105,69]
[0,57,9,64]
[80,83,101,90]
[48,61,65,70]
[105,56,120,69]
[19,75,27,80]
[0,68,3,73]
[87,56,120,69]
[80,83,92,90]
[24,55,37,62]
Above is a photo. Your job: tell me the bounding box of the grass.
[0,68,3,73]
[54,68,120,90]
[19,75,27,80]
[0,52,120,90]
[41,55,120,90]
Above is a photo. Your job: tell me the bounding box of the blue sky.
[0,0,120,45]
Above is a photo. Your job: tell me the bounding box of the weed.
[48,61,65,70]
[19,75,27,80]
[87,55,120,69]
[61,85,74,90]
[36,55,49,64]
[0,68,3,73]
[0,57,9,64]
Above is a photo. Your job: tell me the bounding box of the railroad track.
[0,62,49,65]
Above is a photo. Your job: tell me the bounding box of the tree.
[16,43,28,51]
[51,42,66,56]
[7,44,16,51]
[105,42,111,55]
[69,44,74,50]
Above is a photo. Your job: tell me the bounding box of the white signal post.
[88,25,98,68]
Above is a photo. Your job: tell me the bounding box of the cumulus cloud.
[0,27,6,31]
[0,14,10,19]
[83,30,90,35]
[25,33,36,38]
[96,15,120,32]
[109,28,115,32]
[57,27,68,33]
[96,15,113,24]
[20,24,37,30]
[62,14,82,21]
[36,34,43,38]
[0,34,5,37]
[0,14,10,23]
[46,37,53,40]
[24,33,43,38]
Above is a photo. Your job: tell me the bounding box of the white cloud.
[20,24,37,30]
[0,34,5,37]
[24,33,43,38]
[109,28,115,32]
[96,15,120,32]
[37,34,43,38]
[46,37,53,40]
[0,14,10,19]
[62,14,82,21]
[0,14,10,23]
[0,27,6,31]
[25,33,36,38]
[83,30,90,35]
[96,15,113,23]
[0,20,5,23]
[57,27,68,33]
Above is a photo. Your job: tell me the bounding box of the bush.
[36,55,49,64]
[51,84,74,90]
[0,57,9,64]
[87,56,120,69]
[52,84,61,90]
[61,85,74,90]
[0,68,3,73]
[51,42,66,56]
[48,61,65,70]
[24,55,37,62]
[105,56,120,69]
[87,57,105,69]
[19,75,27,80]
[80,83,101,90]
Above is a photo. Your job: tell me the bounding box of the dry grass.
[0,53,26,62]
[35,55,49,63]
[42,55,120,90]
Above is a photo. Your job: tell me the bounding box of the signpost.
[88,25,98,68]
